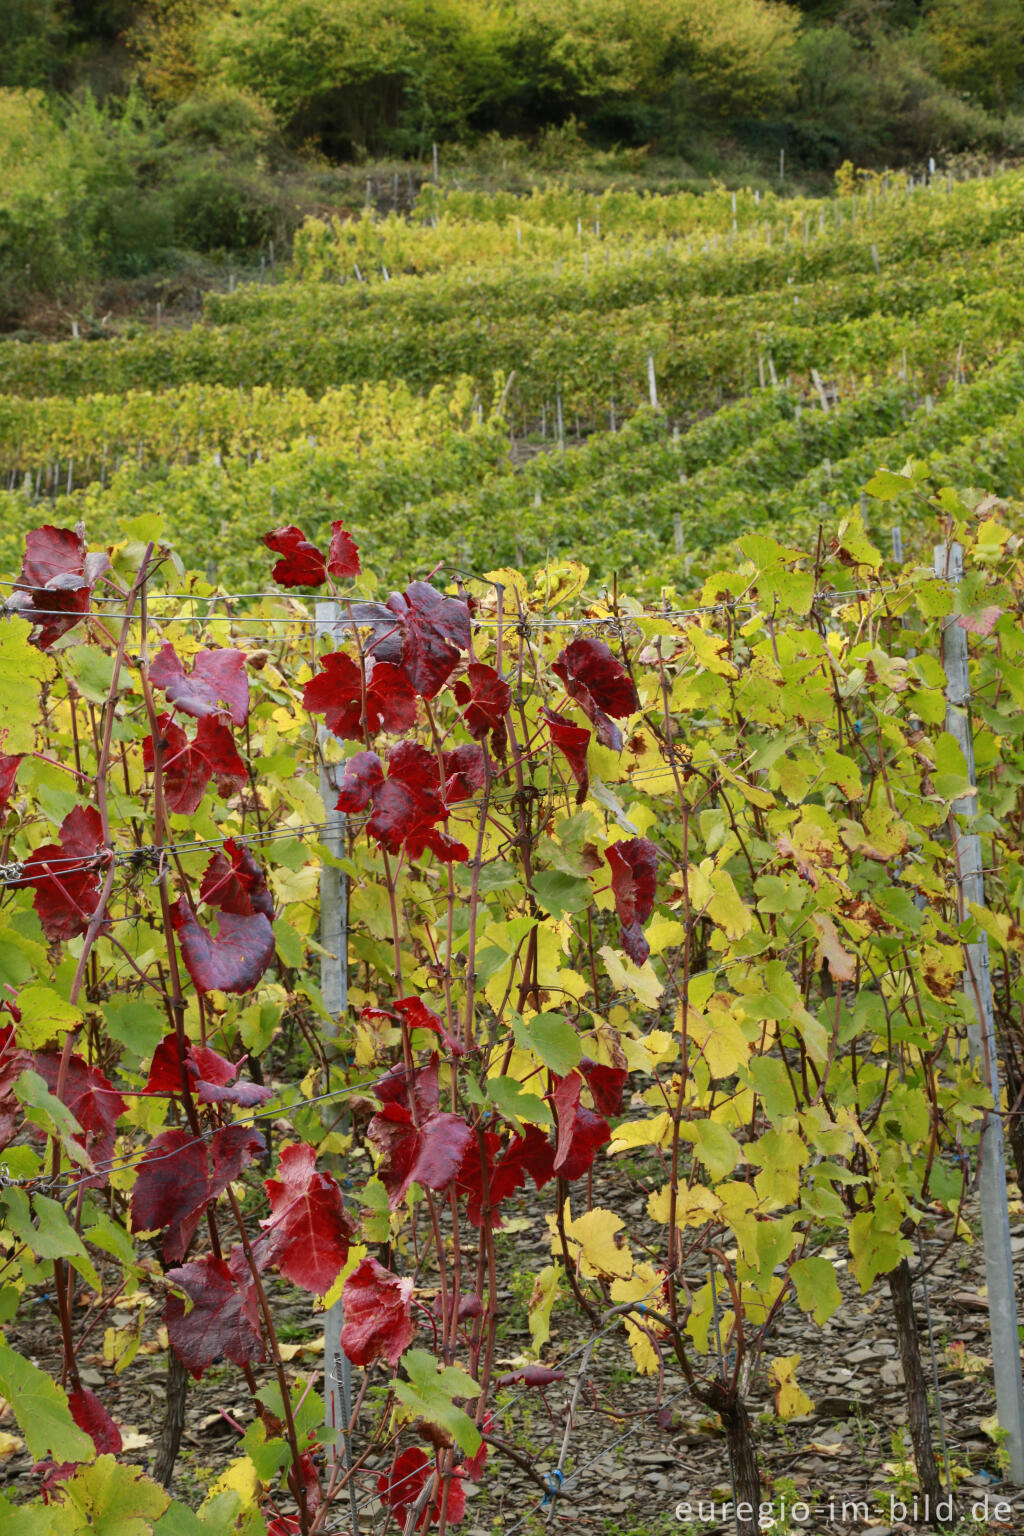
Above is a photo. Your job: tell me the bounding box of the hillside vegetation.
[3,164,1024,590]
[4,0,1024,318]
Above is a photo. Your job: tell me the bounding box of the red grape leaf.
[68,1388,122,1455]
[208,1124,266,1196]
[454,664,510,743]
[394,996,463,1056]
[304,654,416,741]
[0,1026,30,1151]
[368,1105,474,1209]
[130,1123,264,1263]
[150,642,250,726]
[377,1449,464,1529]
[142,1035,189,1095]
[492,1123,556,1204]
[165,1251,265,1379]
[443,744,485,803]
[543,707,591,804]
[195,1077,274,1106]
[171,898,275,995]
[0,753,22,815]
[13,525,96,648]
[553,639,638,741]
[193,715,247,784]
[143,716,209,816]
[454,1128,502,1228]
[552,1071,609,1180]
[18,804,106,942]
[405,826,469,864]
[366,742,445,854]
[334,751,384,813]
[605,837,658,964]
[130,1128,209,1263]
[376,1057,440,1120]
[327,521,361,579]
[264,526,326,587]
[378,1448,429,1526]
[376,582,471,699]
[199,840,274,918]
[341,1255,415,1366]
[261,1142,355,1294]
[33,1050,126,1187]
[579,1057,627,1118]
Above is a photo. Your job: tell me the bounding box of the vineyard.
[2,164,1024,1536]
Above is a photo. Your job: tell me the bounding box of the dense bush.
[0,83,296,317]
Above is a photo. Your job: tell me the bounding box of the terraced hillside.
[3,167,1024,590]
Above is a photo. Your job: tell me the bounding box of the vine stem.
[51,544,155,1390]
[224,1187,311,1535]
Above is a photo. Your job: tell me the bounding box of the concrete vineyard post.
[313,599,357,1523]
[935,543,1024,1483]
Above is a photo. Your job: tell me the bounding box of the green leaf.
[676,1119,741,1182]
[486,1076,553,1129]
[0,1190,100,1288]
[0,619,55,756]
[58,1456,170,1536]
[790,1257,842,1325]
[394,1349,481,1454]
[0,1492,56,1536]
[15,1070,93,1171]
[273,919,305,970]
[514,1013,581,1076]
[103,996,166,1059]
[747,1056,797,1119]
[530,870,593,917]
[241,1420,291,1482]
[848,1197,913,1290]
[255,1380,326,1443]
[0,1341,94,1462]
[64,647,120,705]
[13,986,83,1050]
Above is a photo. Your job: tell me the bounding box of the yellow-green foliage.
[141,0,799,149]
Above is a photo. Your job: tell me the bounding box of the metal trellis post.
[935,542,1024,1483]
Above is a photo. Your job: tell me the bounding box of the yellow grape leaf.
[482,567,528,604]
[206,1456,260,1503]
[643,919,685,957]
[598,945,663,1008]
[270,864,320,908]
[0,618,55,755]
[550,1202,633,1279]
[685,1005,750,1079]
[610,1263,663,1375]
[921,943,963,1000]
[706,869,753,940]
[619,1028,676,1074]
[647,1182,721,1229]
[0,1431,23,1462]
[686,625,738,678]
[528,1265,561,1356]
[772,1355,813,1419]
[607,1113,673,1155]
[531,561,589,610]
[319,1245,367,1312]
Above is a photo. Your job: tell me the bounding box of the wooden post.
[314,601,357,1520]
[936,542,1024,1484]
